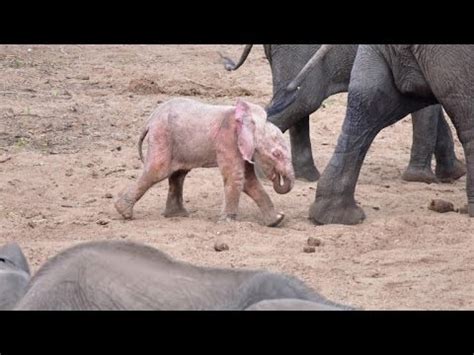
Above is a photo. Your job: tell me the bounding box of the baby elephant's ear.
[235,99,256,163]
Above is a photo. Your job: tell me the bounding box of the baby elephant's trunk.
[272,174,294,194]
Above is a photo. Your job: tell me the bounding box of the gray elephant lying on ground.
[270,45,474,225]
[0,241,350,310]
[223,45,465,184]
[0,243,31,309]
[115,98,294,227]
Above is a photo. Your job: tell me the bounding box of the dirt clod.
[307,237,322,247]
[0,155,12,163]
[303,246,316,253]
[428,199,455,213]
[96,219,110,226]
[214,241,229,252]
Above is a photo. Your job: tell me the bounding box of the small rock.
[307,237,322,247]
[303,246,316,253]
[372,206,380,211]
[428,199,454,213]
[104,193,113,199]
[214,241,229,252]
[96,219,110,226]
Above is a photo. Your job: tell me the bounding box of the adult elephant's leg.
[309,47,426,225]
[402,106,438,183]
[289,116,320,182]
[433,110,466,182]
[436,99,474,216]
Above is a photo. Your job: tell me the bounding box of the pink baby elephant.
[115,97,295,227]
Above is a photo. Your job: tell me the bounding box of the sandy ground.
[0,45,473,310]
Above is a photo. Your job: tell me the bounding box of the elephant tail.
[219,45,253,71]
[137,125,149,163]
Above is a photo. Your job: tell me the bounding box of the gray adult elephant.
[272,45,474,225]
[4,241,350,310]
[223,45,465,184]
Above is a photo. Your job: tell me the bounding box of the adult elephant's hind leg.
[290,116,320,182]
[402,106,438,183]
[433,110,466,182]
[309,47,426,225]
[439,99,474,216]
[163,170,190,217]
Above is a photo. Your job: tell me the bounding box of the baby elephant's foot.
[163,206,190,218]
[219,213,237,223]
[264,212,285,227]
[115,196,134,220]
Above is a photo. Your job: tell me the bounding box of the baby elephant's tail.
[138,126,149,163]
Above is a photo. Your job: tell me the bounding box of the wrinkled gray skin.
[223,45,465,184]
[10,240,351,310]
[296,45,474,225]
[0,242,31,310]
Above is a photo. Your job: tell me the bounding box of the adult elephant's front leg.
[289,116,320,182]
[309,46,426,225]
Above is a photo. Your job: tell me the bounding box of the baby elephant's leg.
[217,158,245,222]
[115,159,170,219]
[243,163,284,227]
[163,170,190,217]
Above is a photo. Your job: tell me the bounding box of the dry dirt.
[1,45,473,310]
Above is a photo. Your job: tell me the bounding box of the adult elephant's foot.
[468,203,474,217]
[162,207,189,218]
[401,166,438,184]
[294,163,320,182]
[435,159,466,183]
[309,197,366,225]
